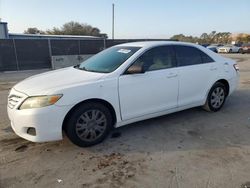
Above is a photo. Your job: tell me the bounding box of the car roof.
[116,41,225,63]
[117,41,200,48]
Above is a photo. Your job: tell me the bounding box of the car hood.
[14,67,106,95]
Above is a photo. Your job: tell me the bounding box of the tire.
[65,102,113,147]
[229,49,232,53]
[203,82,227,112]
[239,49,243,54]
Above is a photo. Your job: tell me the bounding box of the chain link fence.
[0,38,172,71]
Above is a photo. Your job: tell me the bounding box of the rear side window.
[200,51,214,63]
[174,45,214,66]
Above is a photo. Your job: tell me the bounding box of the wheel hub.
[87,120,97,129]
[75,109,107,142]
[211,87,225,108]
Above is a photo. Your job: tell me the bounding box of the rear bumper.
[242,49,250,53]
[228,73,240,96]
[8,104,72,142]
[218,49,229,53]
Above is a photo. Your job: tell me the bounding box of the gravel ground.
[0,54,250,188]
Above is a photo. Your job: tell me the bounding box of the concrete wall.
[51,54,93,69]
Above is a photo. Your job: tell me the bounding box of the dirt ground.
[0,54,250,188]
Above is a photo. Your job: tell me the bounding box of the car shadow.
[85,89,250,154]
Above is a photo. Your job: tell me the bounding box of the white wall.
[51,54,93,69]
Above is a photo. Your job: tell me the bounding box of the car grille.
[8,89,27,109]
[8,95,23,109]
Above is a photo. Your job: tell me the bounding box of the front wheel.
[203,82,227,112]
[65,102,113,147]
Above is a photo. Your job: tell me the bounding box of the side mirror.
[125,64,145,74]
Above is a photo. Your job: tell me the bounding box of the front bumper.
[7,89,72,142]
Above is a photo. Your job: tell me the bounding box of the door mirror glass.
[125,64,144,74]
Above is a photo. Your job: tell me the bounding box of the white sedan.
[217,45,242,53]
[7,41,239,147]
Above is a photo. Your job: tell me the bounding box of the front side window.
[131,46,176,72]
[78,46,140,73]
[174,46,203,66]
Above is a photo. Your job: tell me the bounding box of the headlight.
[19,95,62,110]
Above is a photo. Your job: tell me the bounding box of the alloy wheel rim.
[211,87,225,109]
[75,109,107,142]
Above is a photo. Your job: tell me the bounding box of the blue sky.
[1,0,250,38]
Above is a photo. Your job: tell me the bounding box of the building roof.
[8,33,102,40]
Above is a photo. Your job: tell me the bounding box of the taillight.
[233,64,239,71]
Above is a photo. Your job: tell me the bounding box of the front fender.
[53,78,122,123]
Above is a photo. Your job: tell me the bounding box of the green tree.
[200,33,209,44]
[208,31,217,43]
[46,21,106,37]
[24,27,45,34]
[170,34,186,41]
[237,34,250,43]
[170,34,199,43]
[170,31,233,44]
[212,32,231,44]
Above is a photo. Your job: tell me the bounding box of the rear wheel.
[65,102,112,147]
[203,82,227,112]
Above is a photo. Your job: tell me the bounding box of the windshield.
[78,46,141,73]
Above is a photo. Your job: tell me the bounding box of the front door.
[118,46,179,120]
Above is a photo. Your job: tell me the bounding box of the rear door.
[174,45,217,106]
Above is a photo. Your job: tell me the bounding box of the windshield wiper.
[79,66,89,71]
[75,65,108,73]
[73,64,80,69]
[74,65,89,71]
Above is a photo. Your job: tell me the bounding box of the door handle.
[224,62,229,72]
[210,67,217,71]
[167,73,178,78]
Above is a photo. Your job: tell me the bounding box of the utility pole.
[112,3,115,39]
[0,0,2,22]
